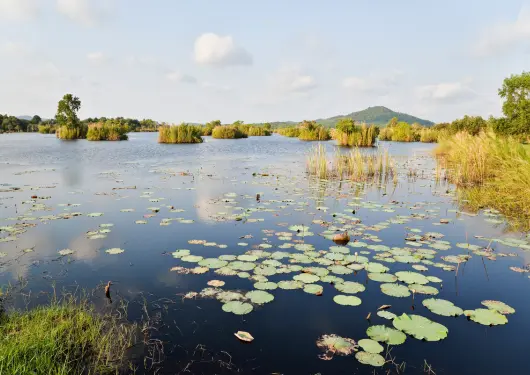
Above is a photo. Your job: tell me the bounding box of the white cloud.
[475,5,530,56]
[87,51,106,63]
[194,33,252,66]
[166,71,197,84]
[0,0,39,20]
[2,41,30,56]
[56,0,111,26]
[342,70,403,94]
[416,81,476,102]
[201,81,233,92]
[273,66,317,92]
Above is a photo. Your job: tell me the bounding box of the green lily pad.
[278,280,304,290]
[222,301,253,315]
[393,314,448,341]
[380,283,411,298]
[303,284,323,295]
[181,255,203,262]
[422,298,463,316]
[409,284,439,296]
[333,295,362,306]
[358,339,384,354]
[395,271,429,285]
[464,308,508,325]
[377,311,397,320]
[293,273,320,283]
[198,258,229,269]
[254,281,278,290]
[365,262,389,273]
[355,351,385,367]
[366,325,406,345]
[481,300,515,314]
[172,249,191,258]
[246,290,274,304]
[368,273,397,283]
[335,281,365,294]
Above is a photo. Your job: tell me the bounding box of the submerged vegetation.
[0,294,137,375]
[436,131,530,230]
[158,124,204,143]
[333,119,378,147]
[87,120,129,141]
[306,144,396,182]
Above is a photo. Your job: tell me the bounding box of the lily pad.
[222,301,253,315]
[355,351,385,367]
[335,281,365,294]
[481,300,515,314]
[366,325,406,345]
[198,258,229,269]
[58,249,74,256]
[254,281,278,290]
[303,284,323,295]
[377,311,397,320]
[380,283,411,298]
[316,334,357,356]
[358,339,384,354]
[422,298,463,316]
[368,273,397,283]
[293,273,320,283]
[278,280,303,290]
[333,295,362,306]
[105,248,125,255]
[464,308,508,325]
[395,271,429,285]
[246,290,274,304]
[393,314,448,341]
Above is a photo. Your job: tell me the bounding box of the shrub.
[38,124,56,134]
[158,124,204,143]
[56,124,88,140]
[277,127,300,137]
[334,123,378,147]
[211,125,248,139]
[86,120,129,141]
[247,126,272,136]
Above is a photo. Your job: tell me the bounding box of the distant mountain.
[17,115,33,121]
[265,106,434,128]
[317,106,434,127]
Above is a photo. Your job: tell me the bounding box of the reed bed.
[38,125,56,134]
[334,124,378,147]
[307,144,396,183]
[56,124,88,140]
[299,127,331,141]
[87,120,129,141]
[276,127,300,137]
[436,131,530,230]
[247,126,272,136]
[211,125,248,139]
[158,124,204,143]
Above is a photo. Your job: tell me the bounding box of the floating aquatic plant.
[393,314,448,341]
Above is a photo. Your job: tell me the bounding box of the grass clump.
[307,144,396,183]
[211,125,248,139]
[276,127,300,137]
[38,124,56,134]
[158,124,204,143]
[87,120,129,141]
[56,124,88,140]
[298,120,331,141]
[334,119,378,147]
[436,131,530,230]
[246,126,272,136]
[0,295,137,375]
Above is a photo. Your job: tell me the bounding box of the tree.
[30,115,42,124]
[498,71,530,135]
[263,123,272,130]
[387,117,399,128]
[450,115,487,135]
[336,118,356,133]
[56,94,81,129]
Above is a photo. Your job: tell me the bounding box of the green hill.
[265,106,434,128]
[317,106,434,127]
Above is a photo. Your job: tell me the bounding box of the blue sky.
[1,0,529,123]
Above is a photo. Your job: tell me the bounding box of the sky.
[0,0,529,124]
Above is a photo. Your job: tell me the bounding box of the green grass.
[158,124,204,143]
[87,120,129,141]
[211,125,248,139]
[436,131,530,230]
[0,295,137,375]
[38,125,56,134]
[56,125,88,140]
[247,126,272,136]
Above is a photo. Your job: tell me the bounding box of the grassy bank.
[307,144,396,182]
[56,124,88,140]
[211,125,248,139]
[87,120,129,141]
[436,131,530,230]
[158,124,204,143]
[0,296,137,374]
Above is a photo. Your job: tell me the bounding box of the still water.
[1,133,529,374]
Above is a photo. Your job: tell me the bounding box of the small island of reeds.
[158,124,204,143]
[298,120,331,141]
[87,120,129,141]
[212,125,248,139]
[333,119,378,147]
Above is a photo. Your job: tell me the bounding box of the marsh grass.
[436,131,530,230]
[276,127,300,137]
[38,124,56,134]
[211,125,248,139]
[247,126,272,136]
[299,127,331,141]
[334,124,378,147]
[158,124,204,143]
[307,144,396,183]
[87,120,129,141]
[0,294,138,375]
[56,124,88,140]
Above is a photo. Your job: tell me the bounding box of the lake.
[1,133,529,374]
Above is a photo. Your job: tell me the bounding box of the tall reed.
[56,124,88,140]
[87,120,129,141]
[211,125,248,139]
[299,127,331,141]
[158,124,204,143]
[334,124,377,147]
[277,127,300,137]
